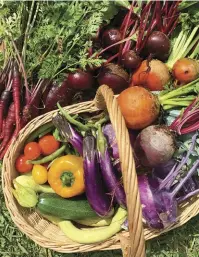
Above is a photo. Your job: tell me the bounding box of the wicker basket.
[2,85,199,257]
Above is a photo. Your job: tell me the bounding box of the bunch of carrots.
[0,61,75,159]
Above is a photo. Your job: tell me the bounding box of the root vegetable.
[145,31,170,61]
[134,125,176,167]
[172,58,199,84]
[67,70,94,90]
[131,60,170,91]
[102,28,122,54]
[97,63,129,94]
[118,86,160,130]
[121,50,142,70]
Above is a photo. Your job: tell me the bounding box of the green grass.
[1,179,199,257]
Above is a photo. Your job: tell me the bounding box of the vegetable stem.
[97,124,107,154]
[159,78,199,102]
[30,145,66,164]
[57,103,90,131]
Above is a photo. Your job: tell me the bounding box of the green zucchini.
[37,193,99,220]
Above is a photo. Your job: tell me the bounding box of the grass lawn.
[1,179,199,257]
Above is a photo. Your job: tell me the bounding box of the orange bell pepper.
[48,155,85,198]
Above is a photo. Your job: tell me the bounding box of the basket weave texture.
[2,85,199,257]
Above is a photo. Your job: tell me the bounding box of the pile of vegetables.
[2,0,199,245]
[0,0,199,159]
[13,107,129,243]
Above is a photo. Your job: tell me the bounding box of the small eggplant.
[97,125,126,208]
[83,135,114,217]
[52,114,83,155]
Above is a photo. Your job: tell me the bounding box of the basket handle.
[95,85,145,257]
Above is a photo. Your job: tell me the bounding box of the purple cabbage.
[52,114,83,155]
[83,135,114,217]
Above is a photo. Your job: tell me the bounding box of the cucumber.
[37,193,99,220]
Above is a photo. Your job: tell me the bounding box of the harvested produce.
[42,207,127,244]
[6,0,199,246]
[15,173,55,193]
[102,28,122,53]
[58,207,127,244]
[37,193,99,220]
[38,135,60,156]
[75,217,112,227]
[172,58,199,84]
[170,96,199,135]
[48,155,85,198]
[138,133,199,229]
[118,86,160,129]
[145,31,170,61]
[67,70,94,90]
[134,125,176,167]
[30,145,66,165]
[32,165,48,185]
[24,142,41,160]
[131,60,171,91]
[97,63,129,93]
[12,181,38,208]
[15,155,33,173]
[121,50,142,70]
[52,114,83,155]
[97,125,126,208]
[83,135,114,217]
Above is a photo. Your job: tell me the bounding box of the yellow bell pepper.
[48,155,85,198]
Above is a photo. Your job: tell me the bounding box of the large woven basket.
[2,85,199,257]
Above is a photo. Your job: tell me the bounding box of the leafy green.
[167,1,199,69]
[0,0,119,82]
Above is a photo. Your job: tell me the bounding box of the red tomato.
[15,155,33,173]
[38,135,60,156]
[24,142,41,160]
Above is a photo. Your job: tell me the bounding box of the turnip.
[134,125,176,167]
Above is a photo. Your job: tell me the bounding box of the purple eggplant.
[83,135,114,217]
[103,123,119,160]
[97,125,126,208]
[52,114,83,155]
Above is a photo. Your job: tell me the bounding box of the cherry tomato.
[24,142,41,160]
[15,155,33,173]
[32,164,48,184]
[38,135,60,156]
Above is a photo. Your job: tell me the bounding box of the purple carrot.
[0,103,15,153]
[0,126,18,159]
[0,69,13,134]
[12,64,21,133]
[22,79,50,126]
